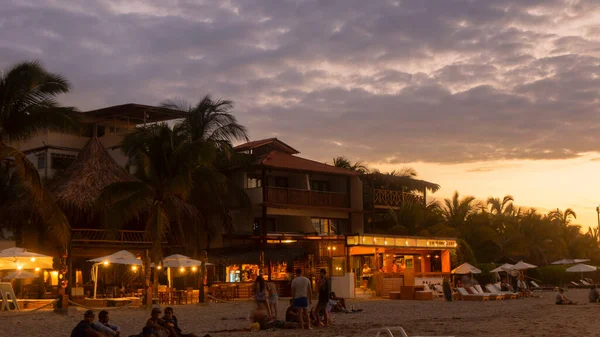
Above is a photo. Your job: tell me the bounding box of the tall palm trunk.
[144,249,152,309]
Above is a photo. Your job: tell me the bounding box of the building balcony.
[372,188,425,208]
[249,186,350,209]
[71,229,182,247]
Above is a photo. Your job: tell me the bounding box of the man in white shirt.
[290,268,312,329]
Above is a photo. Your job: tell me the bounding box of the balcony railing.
[265,187,349,208]
[71,229,182,246]
[373,188,424,207]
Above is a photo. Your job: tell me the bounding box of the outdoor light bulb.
[192,267,197,271]
[327,246,331,250]
[384,241,388,245]
[427,255,431,258]
[132,266,137,271]
[405,241,408,246]
[35,267,40,272]
[103,261,109,266]
[180,267,185,272]
[16,265,23,270]
[435,255,439,259]
[30,257,36,262]
[333,247,336,251]
[157,266,162,270]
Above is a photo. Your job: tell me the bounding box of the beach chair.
[580,280,592,286]
[473,285,504,300]
[570,281,582,288]
[457,287,489,301]
[485,284,517,299]
[363,326,454,337]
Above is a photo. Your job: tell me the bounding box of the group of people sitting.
[70,308,199,337]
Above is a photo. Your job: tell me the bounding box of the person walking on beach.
[291,268,312,329]
[589,285,600,303]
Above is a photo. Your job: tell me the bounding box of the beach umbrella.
[161,254,213,288]
[2,270,37,280]
[512,261,537,270]
[566,263,597,280]
[88,250,142,299]
[490,263,514,273]
[451,262,481,274]
[551,258,590,265]
[0,247,54,270]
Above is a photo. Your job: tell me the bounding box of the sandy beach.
[1,289,597,337]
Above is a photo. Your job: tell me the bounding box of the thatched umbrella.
[49,136,136,222]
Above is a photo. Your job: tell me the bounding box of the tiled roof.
[234,138,299,154]
[256,150,359,176]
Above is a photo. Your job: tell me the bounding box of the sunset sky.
[2,1,600,228]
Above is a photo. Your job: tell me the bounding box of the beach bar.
[346,234,457,298]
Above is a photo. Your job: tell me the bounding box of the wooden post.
[199,251,207,303]
[144,249,151,310]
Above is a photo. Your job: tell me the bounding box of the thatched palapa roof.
[49,137,136,219]
[362,172,440,193]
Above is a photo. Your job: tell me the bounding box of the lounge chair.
[457,287,489,301]
[363,326,454,337]
[485,284,517,299]
[570,281,583,288]
[580,280,593,286]
[473,285,504,300]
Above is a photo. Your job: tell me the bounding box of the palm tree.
[98,123,204,298]
[160,94,248,153]
[0,61,76,249]
[332,156,369,173]
[441,191,478,229]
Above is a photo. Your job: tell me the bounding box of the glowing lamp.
[30,257,36,262]
[103,261,109,266]
[132,266,138,271]
[179,267,185,272]
[35,267,40,272]
[192,267,197,271]
[157,266,162,270]
[16,264,23,270]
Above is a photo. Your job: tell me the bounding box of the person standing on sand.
[588,285,600,303]
[315,268,331,327]
[291,268,312,330]
[253,275,271,317]
[267,281,279,319]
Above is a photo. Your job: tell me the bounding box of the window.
[253,218,276,235]
[51,153,76,170]
[247,176,262,188]
[310,180,330,192]
[311,218,347,235]
[273,176,288,188]
[37,153,46,169]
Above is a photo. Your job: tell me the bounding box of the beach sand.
[1,289,596,337]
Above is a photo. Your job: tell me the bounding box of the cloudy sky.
[2,0,600,227]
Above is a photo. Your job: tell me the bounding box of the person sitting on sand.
[285,299,299,322]
[556,288,575,305]
[251,306,301,330]
[71,310,104,337]
[161,307,199,337]
[589,285,600,303]
[92,310,120,337]
[143,308,177,337]
[329,292,348,313]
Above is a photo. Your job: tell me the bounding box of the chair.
[457,287,489,301]
[580,280,592,286]
[485,284,517,299]
[169,288,180,305]
[186,287,194,304]
[364,326,454,337]
[473,285,504,300]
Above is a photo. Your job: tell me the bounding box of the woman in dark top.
[253,275,271,317]
[161,307,199,337]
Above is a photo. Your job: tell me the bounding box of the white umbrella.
[490,263,514,273]
[512,261,537,270]
[566,263,597,280]
[162,254,213,288]
[552,258,590,265]
[451,262,481,274]
[88,250,142,299]
[2,270,37,280]
[0,247,54,270]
